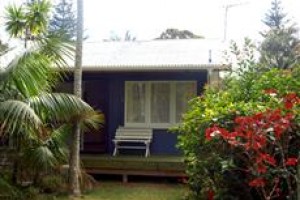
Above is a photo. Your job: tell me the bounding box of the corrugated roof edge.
[60,64,231,72]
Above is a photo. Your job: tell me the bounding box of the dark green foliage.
[155,28,204,40]
[23,187,40,200]
[262,0,286,29]
[0,177,21,199]
[39,174,67,193]
[49,0,76,41]
[259,0,300,69]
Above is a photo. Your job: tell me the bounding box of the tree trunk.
[69,0,83,197]
[69,124,82,197]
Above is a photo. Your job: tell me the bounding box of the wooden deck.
[81,154,186,182]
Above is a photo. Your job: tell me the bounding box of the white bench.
[113,127,153,157]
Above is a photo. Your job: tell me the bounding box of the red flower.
[257,164,267,174]
[274,125,284,139]
[285,92,297,100]
[285,158,298,166]
[218,128,231,139]
[284,93,300,109]
[249,178,265,187]
[207,189,214,200]
[261,153,276,166]
[205,126,220,141]
[269,109,282,121]
[205,129,213,141]
[253,112,263,121]
[264,89,277,95]
[254,135,267,149]
[285,113,294,121]
[234,116,247,124]
[284,101,294,110]
[205,126,231,141]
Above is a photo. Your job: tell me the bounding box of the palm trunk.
[69,0,83,197]
[69,124,81,196]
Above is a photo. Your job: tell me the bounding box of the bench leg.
[113,142,118,156]
[113,147,117,156]
[145,142,150,157]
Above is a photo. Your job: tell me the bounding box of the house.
[59,39,227,156]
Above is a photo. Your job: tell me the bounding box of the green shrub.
[39,174,67,194]
[22,186,40,200]
[0,177,21,200]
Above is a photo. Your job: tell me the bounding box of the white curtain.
[151,83,170,123]
[126,82,146,123]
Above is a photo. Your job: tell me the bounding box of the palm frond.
[28,93,103,128]
[5,5,26,38]
[37,33,74,68]
[25,0,51,36]
[0,100,42,136]
[0,49,60,97]
[79,110,105,132]
[45,124,71,147]
[22,145,58,171]
[44,125,70,163]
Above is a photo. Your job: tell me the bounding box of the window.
[125,81,196,128]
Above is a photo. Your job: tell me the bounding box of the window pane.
[126,82,146,123]
[151,83,170,123]
[176,82,196,122]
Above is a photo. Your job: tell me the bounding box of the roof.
[0,39,228,73]
[65,39,228,72]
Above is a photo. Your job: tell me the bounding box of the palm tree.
[2,0,102,186]
[0,34,101,183]
[5,0,51,48]
[69,0,84,196]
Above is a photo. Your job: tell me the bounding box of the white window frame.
[125,81,197,128]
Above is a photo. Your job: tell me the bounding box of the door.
[82,80,108,153]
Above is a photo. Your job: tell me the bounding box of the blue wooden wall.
[69,70,208,155]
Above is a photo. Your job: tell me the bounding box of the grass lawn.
[43,181,187,200]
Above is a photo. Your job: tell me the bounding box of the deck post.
[122,174,128,183]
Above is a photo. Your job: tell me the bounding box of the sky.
[0,0,300,43]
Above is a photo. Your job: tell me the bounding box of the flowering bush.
[206,92,299,199]
[176,65,300,199]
